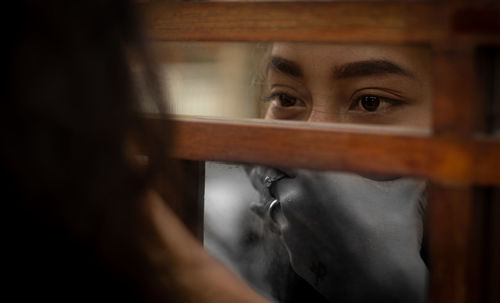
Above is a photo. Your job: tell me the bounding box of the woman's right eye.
[266,93,305,108]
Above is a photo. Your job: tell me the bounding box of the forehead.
[270,43,431,79]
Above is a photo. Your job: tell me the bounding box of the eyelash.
[350,95,404,113]
[265,91,403,113]
[264,92,305,107]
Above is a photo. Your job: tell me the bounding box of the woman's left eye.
[359,95,380,112]
[351,95,402,113]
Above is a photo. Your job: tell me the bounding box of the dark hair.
[3,0,180,301]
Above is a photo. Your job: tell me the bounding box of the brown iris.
[278,94,298,107]
[360,95,380,112]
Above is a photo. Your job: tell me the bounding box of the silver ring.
[269,199,279,211]
[268,199,280,222]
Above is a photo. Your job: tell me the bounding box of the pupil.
[361,95,380,112]
[279,94,296,107]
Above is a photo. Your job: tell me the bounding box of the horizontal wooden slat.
[141,2,499,43]
[146,116,500,186]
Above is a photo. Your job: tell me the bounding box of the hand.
[248,167,428,303]
[144,191,273,303]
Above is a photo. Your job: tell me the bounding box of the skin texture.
[249,168,428,303]
[264,43,432,129]
[248,43,431,302]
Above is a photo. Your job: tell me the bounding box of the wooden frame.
[141,1,500,302]
[143,1,499,44]
[156,117,500,186]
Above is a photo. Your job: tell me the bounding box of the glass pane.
[154,42,267,118]
[160,41,435,301]
[204,161,429,302]
[154,41,433,133]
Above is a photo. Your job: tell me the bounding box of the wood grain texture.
[141,2,499,44]
[428,44,489,303]
[144,116,500,186]
[427,185,481,303]
[432,46,483,136]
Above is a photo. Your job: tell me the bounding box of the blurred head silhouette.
[3,1,182,302]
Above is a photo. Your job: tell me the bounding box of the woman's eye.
[352,95,402,113]
[359,95,380,112]
[266,93,304,108]
[278,94,297,107]
[265,91,307,120]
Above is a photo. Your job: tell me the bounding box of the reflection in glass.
[189,42,433,302]
[156,42,432,132]
[153,42,267,118]
[262,43,432,130]
[205,162,428,303]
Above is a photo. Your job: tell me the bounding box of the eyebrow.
[268,56,303,78]
[333,60,414,79]
[268,56,414,80]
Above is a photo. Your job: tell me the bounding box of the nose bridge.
[308,109,335,123]
[307,96,340,123]
[306,79,340,123]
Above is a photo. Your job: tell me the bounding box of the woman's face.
[264,43,432,128]
[250,43,430,302]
